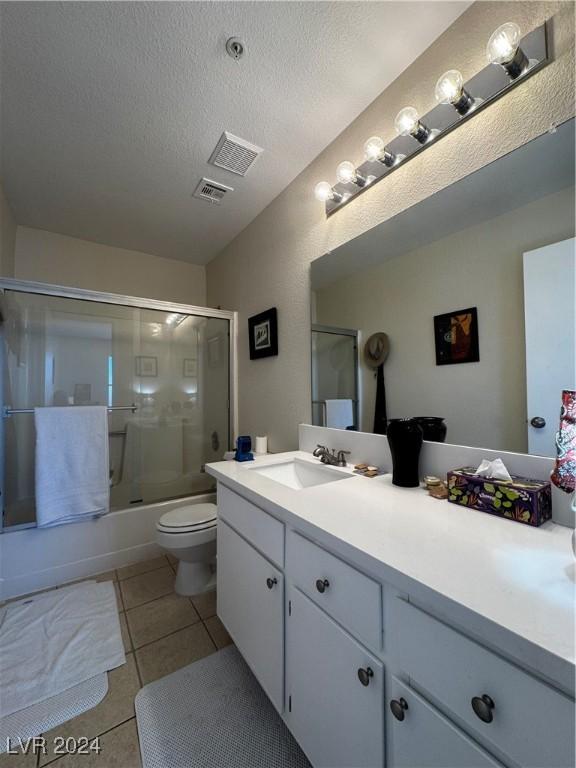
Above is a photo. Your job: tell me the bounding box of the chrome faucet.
[313,445,351,467]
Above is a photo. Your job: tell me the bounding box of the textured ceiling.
[0,1,471,265]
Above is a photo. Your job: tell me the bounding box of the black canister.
[387,418,423,487]
[413,417,447,443]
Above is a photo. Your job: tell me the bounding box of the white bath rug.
[0,580,125,717]
[0,673,108,754]
[135,645,310,768]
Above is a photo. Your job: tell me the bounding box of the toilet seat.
[157,503,217,534]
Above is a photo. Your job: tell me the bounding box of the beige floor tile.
[135,623,215,685]
[190,588,216,619]
[40,655,140,765]
[118,613,132,652]
[165,553,178,566]
[126,593,199,649]
[45,719,141,768]
[0,745,38,768]
[116,557,168,582]
[119,568,175,611]
[204,615,233,650]
[58,570,117,590]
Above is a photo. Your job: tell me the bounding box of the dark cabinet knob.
[357,667,374,686]
[266,577,277,590]
[530,416,546,429]
[390,698,409,721]
[471,694,495,723]
[315,578,330,593]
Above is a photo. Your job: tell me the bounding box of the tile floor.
[1,555,232,768]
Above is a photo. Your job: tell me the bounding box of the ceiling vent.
[193,178,233,204]
[208,132,263,176]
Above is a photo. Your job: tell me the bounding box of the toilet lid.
[158,503,217,531]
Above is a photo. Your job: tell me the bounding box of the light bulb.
[336,161,366,187]
[435,70,463,104]
[394,107,419,137]
[487,22,521,64]
[394,107,431,144]
[434,69,474,115]
[314,181,337,203]
[487,22,527,79]
[363,136,397,168]
[336,161,356,184]
[364,136,385,162]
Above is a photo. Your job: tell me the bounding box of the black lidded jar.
[413,417,447,443]
[387,418,424,487]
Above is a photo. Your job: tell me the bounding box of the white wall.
[14,226,206,306]
[206,1,575,452]
[315,187,575,453]
[0,181,17,277]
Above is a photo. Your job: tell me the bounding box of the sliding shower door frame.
[311,323,359,430]
[0,278,238,533]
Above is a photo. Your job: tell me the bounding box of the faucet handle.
[313,444,327,457]
[336,450,351,466]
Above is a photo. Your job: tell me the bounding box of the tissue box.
[447,467,552,527]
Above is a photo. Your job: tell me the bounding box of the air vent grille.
[193,178,233,204]
[209,132,263,176]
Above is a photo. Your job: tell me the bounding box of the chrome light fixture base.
[324,20,549,216]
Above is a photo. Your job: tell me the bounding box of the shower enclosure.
[0,280,236,531]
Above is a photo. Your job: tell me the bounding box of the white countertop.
[207,451,575,693]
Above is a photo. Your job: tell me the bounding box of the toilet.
[156,503,217,596]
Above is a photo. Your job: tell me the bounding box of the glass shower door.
[311,324,358,429]
[1,289,230,529]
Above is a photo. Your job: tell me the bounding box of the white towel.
[34,406,110,528]
[325,399,354,430]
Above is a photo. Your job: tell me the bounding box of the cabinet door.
[286,587,384,768]
[388,678,503,768]
[217,519,284,711]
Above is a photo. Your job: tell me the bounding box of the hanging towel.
[34,406,110,528]
[325,399,354,430]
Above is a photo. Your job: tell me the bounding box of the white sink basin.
[248,459,349,490]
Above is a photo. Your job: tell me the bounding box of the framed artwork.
[248,308,278,360]
[434,307,479,365]
[135,355,158,377]
[183,358,197,377]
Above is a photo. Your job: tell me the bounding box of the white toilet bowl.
[156,503,217,596]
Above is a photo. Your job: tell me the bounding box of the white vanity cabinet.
[285,586,384,768]
[217,517,284,711]
[214,479,575,768]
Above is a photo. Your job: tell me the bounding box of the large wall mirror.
[310,119,575,457]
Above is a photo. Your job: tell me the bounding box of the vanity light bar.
[315,21,550,214]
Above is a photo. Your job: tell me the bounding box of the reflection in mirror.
[310,120,575,457]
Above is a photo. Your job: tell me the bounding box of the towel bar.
[3,404,138,417]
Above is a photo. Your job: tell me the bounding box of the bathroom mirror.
[310,119,575,457]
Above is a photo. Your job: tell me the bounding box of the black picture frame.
[434,307,479,365]
[248,308,278,360]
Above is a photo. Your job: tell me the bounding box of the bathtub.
[0,493,216,602]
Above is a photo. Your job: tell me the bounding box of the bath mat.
[0,673,108,754]
[0,580,125,717]
[135,645,310,768]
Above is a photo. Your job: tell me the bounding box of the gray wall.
[206,1,575,452]
[315,187,575,453]
[0,181,16,277]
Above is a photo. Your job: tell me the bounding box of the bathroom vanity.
[206,450,575,768]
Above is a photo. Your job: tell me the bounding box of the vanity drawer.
[392,598,575,768]
[217,484,284,567]
[286,530,381,650]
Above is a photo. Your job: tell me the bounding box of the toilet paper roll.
[255,436,268,454]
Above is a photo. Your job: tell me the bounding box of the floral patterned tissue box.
[447,468,552,527]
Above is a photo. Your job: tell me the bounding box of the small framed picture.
[248,308,278,360]
[434,307,479,365]
[135,355,158,377]
[183,358,197,377]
